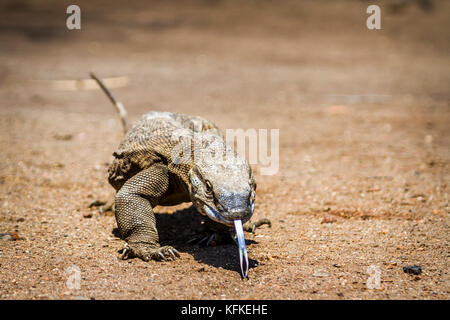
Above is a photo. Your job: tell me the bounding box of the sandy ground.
[0,0,449,299]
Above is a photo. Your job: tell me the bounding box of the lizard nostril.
[225,209,249,220]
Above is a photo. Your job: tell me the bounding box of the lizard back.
[108,111,222,205]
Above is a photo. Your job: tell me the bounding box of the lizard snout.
[225,208,251,221]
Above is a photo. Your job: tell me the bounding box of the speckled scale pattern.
[108,112,221,191]
[108,111,225,259]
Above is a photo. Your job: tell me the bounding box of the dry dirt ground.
[0,0,449,299]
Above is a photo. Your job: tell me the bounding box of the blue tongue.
[234,219,248,278]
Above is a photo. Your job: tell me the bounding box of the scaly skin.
[108,111,270,262]
[90,73,270,276]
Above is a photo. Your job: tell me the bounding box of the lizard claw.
[121,243,130,260]
[188,233,212,246]
[188,231,233,246]
[158,251,166,260]
[205,234,215,246]
[120,243,180,262]
[154,246,180,261]
[195,233,215,246]
[168,248,178,260]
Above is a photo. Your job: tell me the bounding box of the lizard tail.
[90,72,128,134]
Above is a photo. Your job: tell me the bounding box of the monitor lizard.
[91,73,270,278]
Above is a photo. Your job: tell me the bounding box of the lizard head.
[187,136,256,278]
[188,157,256,227]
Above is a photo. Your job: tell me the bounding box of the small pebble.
[403,265,422,275]
[321,215,337,224]
[83,212,93,218]
[88,200,106,208]
[53,134,73,141]
[313,271,330,277]
[0,232,21,241]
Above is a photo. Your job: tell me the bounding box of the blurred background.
[1,0,449,114]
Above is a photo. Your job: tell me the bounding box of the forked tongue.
[234,219,248,279]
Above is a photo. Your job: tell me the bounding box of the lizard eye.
[205,180,213,196]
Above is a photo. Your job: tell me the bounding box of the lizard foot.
[187,231,233,247]
[99,201,115,215]
[187,218,271,246]
[121,243,180,261]
[243,218,271,233]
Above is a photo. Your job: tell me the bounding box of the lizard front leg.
[115,164,180,261]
